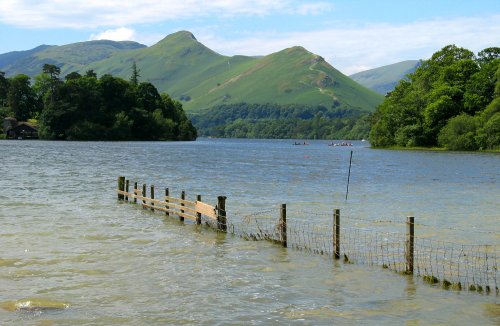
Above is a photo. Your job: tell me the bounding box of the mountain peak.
[155,31,198,46]
[180,31,197,41]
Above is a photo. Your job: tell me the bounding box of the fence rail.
[117,176,226,230]
[116,176,498,295]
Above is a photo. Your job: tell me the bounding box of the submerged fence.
[117,176,498,294]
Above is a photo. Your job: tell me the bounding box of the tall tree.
[42,64,61,81]
[371,45,500,150]
[85,69,97,78]
[130,61,140,87]
[0,71,9,107]
[42,64,62,106]
[7,74,38,121]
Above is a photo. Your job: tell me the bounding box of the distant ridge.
[1,40,147,77]
[0,44,54,67]
[350,60,420,94]
[0,30,383,113]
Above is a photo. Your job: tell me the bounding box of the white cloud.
[294,2,334,15]
[90,27,137,41]
[1,1,498,74]
[0,0,328,28]
[198,15,500,74]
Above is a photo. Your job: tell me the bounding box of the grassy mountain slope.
[1,31,383,113]
[1,40,146,77]
[350,60,420,94]
[86,31,383,112]
[0,45,53,68]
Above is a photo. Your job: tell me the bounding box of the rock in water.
[1,298,69,312]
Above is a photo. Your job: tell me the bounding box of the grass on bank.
[372,145,500,153]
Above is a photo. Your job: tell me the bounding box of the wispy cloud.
[1,1,498,74]
[198,15,500,74]
[0,0,329,28]
[90,27,137,42]
[294,2,334,15]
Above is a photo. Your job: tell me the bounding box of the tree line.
[190,103,371,139]
[370,45,500,150]
[0,63,197,140]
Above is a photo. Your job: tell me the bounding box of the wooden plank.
[162,196,195,206]
[164,196,182,203]
[180,206,197,214]
[144,204,175,215]
[179,198,196,206]
[141,203,197,221]
[143,201,189,214]
[162,202,183,211]
[117,190,135,197]
[149,198,168,206]
[195,201,217,219]
[177,211,197,221]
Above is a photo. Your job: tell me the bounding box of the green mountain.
[1,31,383,113]
[0,44,54,67]
[350,60,420,95]
[84,31,383,112]
[1,40,146,77]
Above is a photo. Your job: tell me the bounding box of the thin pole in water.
[345,150,353,201]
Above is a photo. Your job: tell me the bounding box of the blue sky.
[0,0,499,74]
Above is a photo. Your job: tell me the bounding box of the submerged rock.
[1,298,69,312]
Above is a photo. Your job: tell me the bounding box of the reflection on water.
[0,139,498,325]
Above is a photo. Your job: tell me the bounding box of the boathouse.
[3,117,38,139]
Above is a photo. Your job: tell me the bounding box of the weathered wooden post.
[405,216,415,274]
[165,188,169,216]
[142,184,146,206]
[150,185,155,211]
[280,204,287,247]
[117,176,125,200]
[180,191,185,222]
[134,182,138,204]
[217,196,227,232]
[125,179,129,201]
[333,208,340,259]
[196,195,202,225]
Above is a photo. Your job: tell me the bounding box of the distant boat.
[329,141,353,147]
[293,141,309,145]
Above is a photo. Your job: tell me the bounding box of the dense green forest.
[190,103,371,139]
[0,64,197,140]
[370,45,500,150]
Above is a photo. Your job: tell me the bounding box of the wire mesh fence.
[225,206,498,294]
[117,178,498,295]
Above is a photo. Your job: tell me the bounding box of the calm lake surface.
[1,138,499,325]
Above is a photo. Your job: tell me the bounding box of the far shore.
[372,145,500,153]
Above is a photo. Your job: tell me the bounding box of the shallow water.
[0,139,498,325]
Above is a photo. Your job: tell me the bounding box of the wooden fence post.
[165,188,169,216]
[125,179,129,201]
[117,176,125,200]
[333,208,340,259]
[134,182,138,204]
[405,216,415,274]
[217,196,227,232]
[196,195,202,225]
[142,184,146,206]
[280,204,287,247]
[150,185,155,211]
[180,191,185,222]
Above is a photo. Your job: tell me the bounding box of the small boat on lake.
[328,141,353,147]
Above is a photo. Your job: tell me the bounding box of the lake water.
[0,139,498,325]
